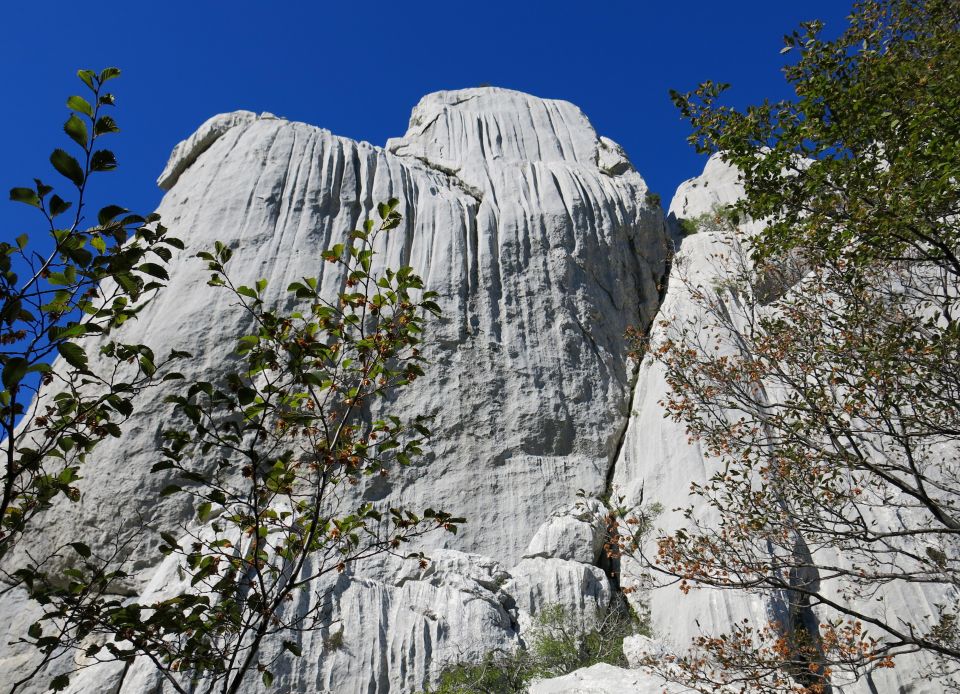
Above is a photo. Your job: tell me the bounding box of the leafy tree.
[15,200,464,693]
[617,1,960,692]
[1,68,184,560]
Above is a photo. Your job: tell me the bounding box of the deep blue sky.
[2,1,851,238]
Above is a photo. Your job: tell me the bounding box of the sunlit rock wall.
[0,88,669,693]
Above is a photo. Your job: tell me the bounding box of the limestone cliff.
[0,88,668,693]
[4,89,941,694]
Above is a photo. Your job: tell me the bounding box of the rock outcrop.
[0,88,668,693]
[4,89,941,694]
[529,663,685,694]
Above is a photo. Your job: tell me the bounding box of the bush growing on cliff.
[426,601,646,693]
[675,203,741,237]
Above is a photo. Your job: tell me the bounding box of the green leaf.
[77,69,96,91]
[138,263,169,280]
[159,531,180,549]
[69,542,92,558]
[9,187,40,207]
[197,502,212,523]
[152,246,172,263]
[90,149,118,172]
[98,67,121,82]
[98,204,127,226]
[283,640,302,657]
[34,178,52,198]
[94,116,120,136]
[262,670,274,687]
[2,358,29,390]
[49,195,72,218]
[50,149,84,187]
[111,395,134,416]
[66,95,94,117]
[237,386,256,406]
[140,355,157,376]
[159,485,182,497]
[57,342,88,371]
[64,114,89,149]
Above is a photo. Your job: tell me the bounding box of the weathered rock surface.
[6,90,940,694]
[156,110,259,191]
[612,154,768,649]
[522,499,606,564]
[505,557,612,633]
[528,663,683,694]
[1,88,668,693]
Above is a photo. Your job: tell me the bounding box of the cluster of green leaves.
[671,0,960,270]
[425,602,645,693]
[18,200,462,694]
[1,68,184,561]
[9,531,147,692]
[675,203,741,237]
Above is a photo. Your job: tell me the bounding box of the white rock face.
[58,549,518,694]
[668,152,745,222]
[0,587,45,690]
[528,663,684,694]
[3,105,944,693]
[612,154,766,650]
[522,499,606,564]
[506,557,612,633]
[156,110,259,190]
[1,88,668,693]
[621,634,659,669]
